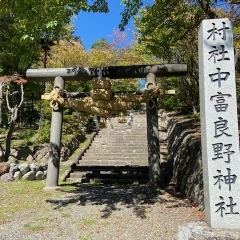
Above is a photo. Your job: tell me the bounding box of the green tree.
[91,38,111,49]
[134,0,240,113]
[0,16,40,74]
[0,0,145,73]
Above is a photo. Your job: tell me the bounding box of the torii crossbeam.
[26,64,187,81]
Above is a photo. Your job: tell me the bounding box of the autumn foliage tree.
[88,29,158,91]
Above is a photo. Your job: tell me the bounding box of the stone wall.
[8,130,85,163]
[165,113,204,209]
[0,130,86,181]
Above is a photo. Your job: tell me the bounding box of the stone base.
[43,186,61,191]
[176,221,240,240]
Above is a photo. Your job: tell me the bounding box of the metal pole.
[146,73,161,189]
[44,76,64,190]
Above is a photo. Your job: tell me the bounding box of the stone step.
[93,139,147,142]
[92,138,147,143]
[68,172,149,182]
[85,152,165,157]
[74,165,149,172]
[89,147,147,151]
[84,149,147,153]
[87,143,147,147]
[105,123,147,127]
[79,160,147,166]
[67,177,148,184]
[99,141,147,143]
[91,145,148,149]
[69,172,86,179]
[104,125,147,129]
[85,173,149,179]
[92,144,147,148]
[91,147,147,151]
[99,130,147,133]
[94,133,147,137]
[67,111,168,183]
[85,148,163,153]
[84,151,147,156]
[100,135,148,139]
[84,149,147,154]
[105,126,147,129]
[83,156,148,161]
[68,169,149,183]
[79,159,148,163]
[160,145,168,149]
[106,130,147,133]
[91,143,147,146]
[87,145,146,149]
[94,139,147,142]
[107,117,147,121]
[90,141,145,144]
[95,134,147,137]
[106,123,147,126]
[103,134,148,137]
[84,150,147,154]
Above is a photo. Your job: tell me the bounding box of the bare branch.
[5,85,12,112]
[17,84,24,108]
[9,91,18,96]
[229,1,240,4]
[197,0,217,19]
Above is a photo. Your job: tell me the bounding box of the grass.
[0,128,48,149]
[0,121,82,148]
[0,180,51,223]
[37,216,51,223]
[0,171,78,224]
[23,223,45,232]
[79,139,90,148]
[61,134,74,145]
[61,213,71,218]
[0,125,90,225]
[83,219,95,225]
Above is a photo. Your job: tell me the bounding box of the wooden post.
[44,76,64,190]
[146,73,161,189]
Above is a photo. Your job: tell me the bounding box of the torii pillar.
[146,73,161,189]
[43,76,64,190]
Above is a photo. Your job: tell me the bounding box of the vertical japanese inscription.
[207,20,239,218]
[199,18,240,229]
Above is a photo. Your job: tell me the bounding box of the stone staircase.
[66,110,169,184]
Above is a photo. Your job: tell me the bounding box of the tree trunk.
[0,84,4,126]
[4,84,24,162]
[4,106,18,161]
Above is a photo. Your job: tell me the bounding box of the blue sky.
[74,0,153,50]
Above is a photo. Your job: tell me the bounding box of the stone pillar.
[44,76,64,190]
[146,73,161,188]
[199,18,240,229]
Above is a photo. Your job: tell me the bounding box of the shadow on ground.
[46,183,189,219]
